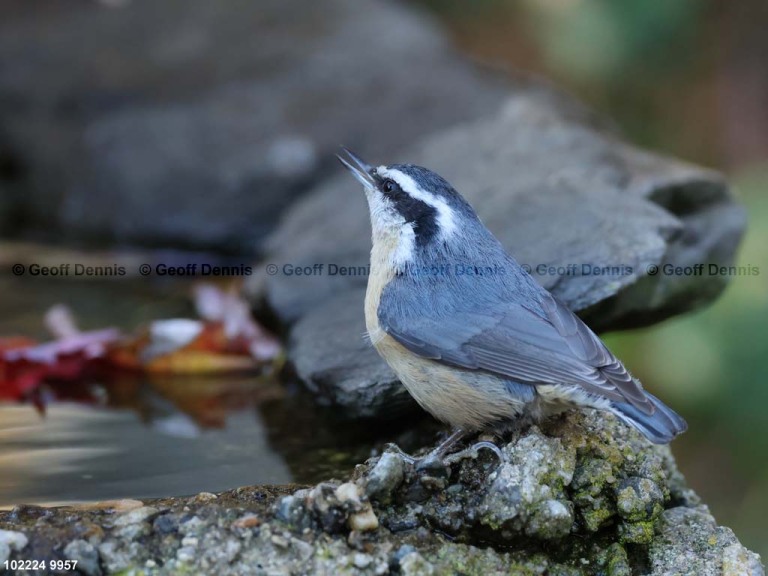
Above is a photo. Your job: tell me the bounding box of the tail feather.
[610,392,687,444]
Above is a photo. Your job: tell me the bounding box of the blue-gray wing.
[378,279,654,415]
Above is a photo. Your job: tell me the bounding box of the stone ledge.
[1,411,762,576]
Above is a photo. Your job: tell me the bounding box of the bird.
[337,148,687,461]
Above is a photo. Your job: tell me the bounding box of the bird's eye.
[381,179,398,194]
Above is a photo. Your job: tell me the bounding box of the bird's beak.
[336,147,376,190]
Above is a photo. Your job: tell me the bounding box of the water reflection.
[0,373,431,506]
[0,401,292,507]
[0,276,297,506]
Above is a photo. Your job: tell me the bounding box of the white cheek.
[366,191,415,269]
[366,192,402,235]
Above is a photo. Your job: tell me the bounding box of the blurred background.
[0,0,766,559]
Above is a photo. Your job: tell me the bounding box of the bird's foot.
[385,429,505,471]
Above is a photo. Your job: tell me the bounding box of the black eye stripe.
[377,176,438,246]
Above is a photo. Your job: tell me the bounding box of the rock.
[365,452,406,504]
[287,290,412,418]
[0,0,505,251]
[615,476,664,522]
[64,540,102,576]
[0,529,28,564]
[399,550,436,576]
[274,490,312,532]
[75,499,145,513]
[335,482,379,532]
[649,506,764,576]
[353,552,373,569]
[571,457,618,532]
[275,482,379,535]
[602,543,632,576]
[256,90,744,417]
[0,411,762,575]
[97,539,146,574]
[109,505,158,542]
[348,507,379,533]
[111,505,159,527]
[152,514,179,535]
[478,427,576,540]
[525,499,573,540]
[230,514,261,530]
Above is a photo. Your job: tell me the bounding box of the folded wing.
[378,280,655,415]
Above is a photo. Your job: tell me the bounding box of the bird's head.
[337,148,478,266]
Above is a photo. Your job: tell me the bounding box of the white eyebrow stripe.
[376,166,458,239]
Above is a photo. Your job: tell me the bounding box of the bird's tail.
[610,392,687,444]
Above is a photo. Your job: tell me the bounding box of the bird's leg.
[415,428,468,469]
[386,428,504,470]
[384,428,465,465]
[433,428,468,457]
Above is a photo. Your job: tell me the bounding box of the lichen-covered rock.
[649,506,764,576]
[616,477,664,522]
[478,428,576,539]
[0,413,761,575]
[359,411,695,555]
[571,457,617,532]
[600,543,632,576]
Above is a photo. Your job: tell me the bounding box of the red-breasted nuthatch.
[337,148,686,459]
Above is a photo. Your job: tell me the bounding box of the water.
[0,403,291,506]
[0,275,426,507]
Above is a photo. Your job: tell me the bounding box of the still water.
[0,403,291,506]
[0,276,421,507]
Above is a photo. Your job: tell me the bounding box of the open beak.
[336,147,376,190]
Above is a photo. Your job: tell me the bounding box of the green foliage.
[538,0,704,81]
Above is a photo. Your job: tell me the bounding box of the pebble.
[112,506,159,527]
[353,552,373,568]
[0,529,28,564]
[365,452,405,502]
[63,540,100,576]
[348,507,379,532]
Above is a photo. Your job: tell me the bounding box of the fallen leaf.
[0,308,120,401]
[107,284,281,374]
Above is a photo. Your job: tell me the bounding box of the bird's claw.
[384,442,417,465]
[384,439,505,471]
[443,440,505,466]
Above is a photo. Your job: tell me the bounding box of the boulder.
[0,0,506,250]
